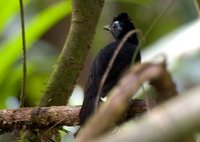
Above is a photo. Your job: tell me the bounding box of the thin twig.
[40,106,78,139]
[131,29,145,64]
[144,0,176,38]
[76,62,171,141]
[131,0,176,112]
[194,0,200,16]
[94,29,141,112]
[19,0,27,107]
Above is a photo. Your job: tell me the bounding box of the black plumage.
[79,13,141,124]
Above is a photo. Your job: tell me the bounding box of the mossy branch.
[0,99,146,134]
[39,0,104,106]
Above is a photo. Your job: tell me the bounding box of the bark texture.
[0,99,146,134]
[39,0,104,106]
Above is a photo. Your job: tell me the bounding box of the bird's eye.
[112,21,122,30]
[112,24,116,29]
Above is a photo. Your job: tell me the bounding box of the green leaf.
[0,1,72,84]
[0,0,30,34]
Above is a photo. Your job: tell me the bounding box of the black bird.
[79,13,141,124]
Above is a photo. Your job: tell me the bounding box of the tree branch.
[150,59,178,103]
[76,61,177,141]
[39,0,104,106]
[90,86,200,142]
[0,106,79,134]
[0,99,146,134]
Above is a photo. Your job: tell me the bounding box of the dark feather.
[79,42,140,124]
[79,13,141,125]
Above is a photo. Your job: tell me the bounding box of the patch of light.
[142,19,200,69]
[63,125,80,134]
[68,85,84,106]
[6,96,19,109]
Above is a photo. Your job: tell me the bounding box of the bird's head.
[103,13,138,44]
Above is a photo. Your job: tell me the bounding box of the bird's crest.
[113,13,131,23]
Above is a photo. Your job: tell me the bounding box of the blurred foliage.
[173,50,200,92]
[0,0,199,116]
[0,0,200,141]
[0,0,72,108]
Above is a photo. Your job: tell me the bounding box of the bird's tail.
[79,96,96,125]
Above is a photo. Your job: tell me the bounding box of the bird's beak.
[103,25,111,31]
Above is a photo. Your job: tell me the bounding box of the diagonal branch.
[39,0,104,107]
[95,29,141,111]
[90,86,200,142]
[76,60,177,141]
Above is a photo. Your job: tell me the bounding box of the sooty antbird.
[79,13,141,124]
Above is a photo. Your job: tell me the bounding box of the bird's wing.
[79,47,113,124]
[79,42,140,124]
